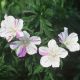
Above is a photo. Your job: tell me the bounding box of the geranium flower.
[39,39,68,68]
[10,31,41,57]
[0,15,23,42]
[58,27,80,52]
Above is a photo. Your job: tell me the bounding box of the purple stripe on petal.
[39,47,48,56]
[16,31,24,39]
[17,46,26,57]
[30,36,41,45]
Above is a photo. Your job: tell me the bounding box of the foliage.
[0,0,80,80]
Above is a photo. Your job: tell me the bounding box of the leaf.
[40,17,53,37]
[33,65,43,74]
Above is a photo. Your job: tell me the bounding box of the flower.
[39,39,68,68]
[10,31,41,57]
[58,27,80,52]
[0,15,23,42]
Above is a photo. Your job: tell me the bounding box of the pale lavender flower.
[10,31,41,57]
[0,15,23,42]
[39,39,68,68]
[58,27,80,52]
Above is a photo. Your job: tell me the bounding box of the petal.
[4,16,15,27]
[4,14,7,19]
[48,39,58,49]
[66,43,80,52]
[17,19,23,30]
[0,28,14,41]
[23,31,30,38]
[40,56,51,67]
[52,57,60,68]
[18,31,30,41]
[64,27,68,37]
[26,43,37,55]
[16,46,26,57]
[58,47,68,58]
[1,15,15,29]
[58,33,64,43]
[0,28,6,37]
[10,41,21,50]
[66,32,78,43]
[39,47,48,56]
[58,27,68,43]
[4,15,15,21]
[6,36,14,42]
[1,20,6,28]
[16,31,24,38]
[64,32,79,52]
[30,36,41,45]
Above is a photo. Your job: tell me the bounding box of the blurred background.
[0,0,80,80]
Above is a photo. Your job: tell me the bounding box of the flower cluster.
[0,15,80,68]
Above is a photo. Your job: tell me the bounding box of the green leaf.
[33,65,43,74]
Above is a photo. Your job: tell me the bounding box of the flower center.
[8,26,17,34]
[48,49,58,58]
[21,38,30,47]
[64,40,69,46]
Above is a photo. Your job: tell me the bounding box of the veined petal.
[66,43,80,52]
[4,16,15,27]
[52,57,60,68]
[40,56,51,67]
[10,41,21,50]
[48,39,58,49]
[39,47,48,56]
[30,36,41,45]
[1,15,15,28]
[26,43,37,55]
[66,32,78,43]
[58,27,68,43]
[17,19,23,30]
[58,47,68,58]
[16,46,26,57]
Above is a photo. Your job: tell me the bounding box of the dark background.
[0,0,80,80]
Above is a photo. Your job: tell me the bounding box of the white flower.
[39,39,68,68]
[58,27,80,52]
[10,31,41,57]
[0,15,23,42]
